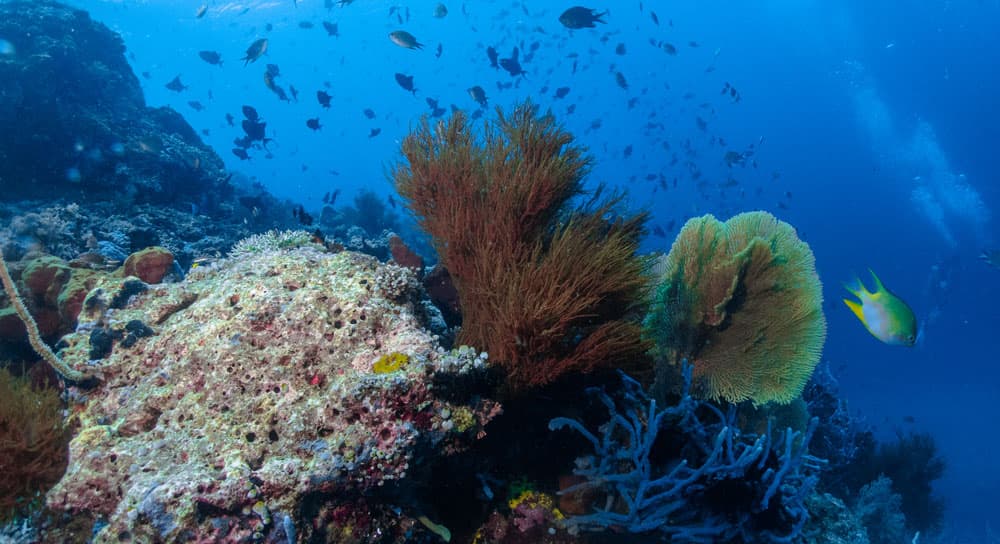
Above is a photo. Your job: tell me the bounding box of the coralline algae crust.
[46,246,495,542]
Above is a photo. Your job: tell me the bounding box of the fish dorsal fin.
[868,268,888,298]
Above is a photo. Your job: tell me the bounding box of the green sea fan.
[645,211,826,405]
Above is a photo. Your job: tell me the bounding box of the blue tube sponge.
[549,363,825,542]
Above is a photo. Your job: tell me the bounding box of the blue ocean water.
[61,0,1000,539]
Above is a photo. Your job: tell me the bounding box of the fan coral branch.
[393,103,650,389]
[645,211,826,404]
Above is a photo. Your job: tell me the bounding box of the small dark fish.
[623,144,632,157]
[242,38,268,65]
[558,6,607,29]
[165,75,187,92]
[650,11,659,25]
[387,194,397,208]
[614,71,628,90]
[188,100,205,111]
[225,113,235,126]
[615,43,626,55]
[661,42,677,55]
[389,30,423,49]
[499,47,526,77]
[266,63,281,78]
[322,191,331,204]
[467,85,488,107]
[242,105,259,121]
[289,85,299,102]
[322,21,339,36]
[653,225,666,238]
[394,72,417,95]
[433,3,448,18]
[317,90,332,108]
[141,71,151,79]
[554,86,570,99]
[435,43,443,58]
[298,21,314,29]
[232,148,250,160]
[486,46,499,69]
[198,50,223,66]
[306,118,322,130]
[241,119,267,142]
[363,108,376,119]
[263,73,289,102]
[981,249,1000,270]
[368,128,382,138]
[196,4,208,18]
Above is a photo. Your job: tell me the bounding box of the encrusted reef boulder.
[43,241,498,542]
[0,0,230,206]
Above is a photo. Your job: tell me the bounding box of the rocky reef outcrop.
[41,238,497,542]
[0,0,230,208]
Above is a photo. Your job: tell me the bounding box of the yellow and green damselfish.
[843,269,917,346]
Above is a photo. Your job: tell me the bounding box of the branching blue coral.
[549,363,825,543]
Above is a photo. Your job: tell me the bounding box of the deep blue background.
[65,0,1000,538]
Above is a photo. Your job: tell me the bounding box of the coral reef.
[0,252,89,380]
[645,211,826,405]
[472,490,576,544]
[847,431,946,535]
[803,363,873,499]
[0,1,230,207]
[0,367,69,520]
[0,246,178,353]
[854,476,908,544]
[122,246,174,284]
[393,103,650,390]
[801,493,870,544]
[548,365,823,542]
[804,364,945,536]
[40,242,499,542]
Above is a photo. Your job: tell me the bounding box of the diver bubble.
[65,167,82,183]
[110,142,125,156]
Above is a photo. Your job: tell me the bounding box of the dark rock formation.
[0,1,230,208]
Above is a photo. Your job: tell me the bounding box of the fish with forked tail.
[242,38,268,65]
[843,269,917,346]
